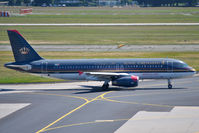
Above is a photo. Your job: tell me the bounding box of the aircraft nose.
[193,68,196,74]
[190,67,196,74]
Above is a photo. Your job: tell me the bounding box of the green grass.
[1,7,199,45]
[0,7,198,83]
[1,14,199,23]
[1,26,199,45]
[0,51,198,84]
[1,7,199,24]
[1,6,199,14]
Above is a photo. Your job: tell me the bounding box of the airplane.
[4,30,196,90]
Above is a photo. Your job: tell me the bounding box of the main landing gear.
[102,81,109,90]
[168,79,172,89]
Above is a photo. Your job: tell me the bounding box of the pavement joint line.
[42,118,128,132]
[36,91,112,133]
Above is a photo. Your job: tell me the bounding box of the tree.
[33,0,53,6]
[16,0,23,5]
[24,0,31,6]
[8,0,16,6]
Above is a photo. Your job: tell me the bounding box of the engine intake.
[112,76,139,87]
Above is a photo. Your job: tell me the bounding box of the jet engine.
[112,76,139,87]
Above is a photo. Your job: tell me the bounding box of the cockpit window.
[174,62,189,68]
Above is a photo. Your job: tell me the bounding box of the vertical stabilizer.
[7,30,42,63]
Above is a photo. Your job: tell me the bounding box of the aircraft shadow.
[0,86,187,95]
[74,85,187,94]
[0,88,91,92]
[74,85,125,94]
[134,87,187,91]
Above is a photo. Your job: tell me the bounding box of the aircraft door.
[167,61,173,72]
[41,61,48,73]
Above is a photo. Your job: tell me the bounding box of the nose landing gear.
[168,79,172,89]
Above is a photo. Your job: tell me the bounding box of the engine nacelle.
[112,76,139,87]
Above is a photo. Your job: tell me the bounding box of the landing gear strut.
[102,81,109,90]
[168,79,172,89]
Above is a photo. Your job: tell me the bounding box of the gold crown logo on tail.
[19,47,30,55]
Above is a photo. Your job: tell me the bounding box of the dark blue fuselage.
[5,58,195,74]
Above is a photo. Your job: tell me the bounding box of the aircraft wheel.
[168,84,172,89]
[102,83,109,90]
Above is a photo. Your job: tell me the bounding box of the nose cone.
[192,68,197,74]
[189,67,196,74]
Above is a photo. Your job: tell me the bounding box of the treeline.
[2,0,199,7]
[137,0,198,7]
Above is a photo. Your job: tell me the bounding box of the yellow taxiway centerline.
[36,91,112,133]
[101,92,172,108]
[43,118,128,132]
[44,113,199,132]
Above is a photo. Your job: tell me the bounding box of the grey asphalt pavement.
[0,76,199,133]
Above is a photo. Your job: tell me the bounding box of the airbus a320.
[4,30,196,90]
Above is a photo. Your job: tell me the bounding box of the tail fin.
[7,30,42,63]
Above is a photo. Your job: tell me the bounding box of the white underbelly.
[133,72,195,79]
[39,73,86,80]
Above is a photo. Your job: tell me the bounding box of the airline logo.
[19,47,30,55]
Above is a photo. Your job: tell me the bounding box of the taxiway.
[0,76,199,133]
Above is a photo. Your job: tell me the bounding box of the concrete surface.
[0,76,199,133]
[0,104,30,119]
[115,106,199,133]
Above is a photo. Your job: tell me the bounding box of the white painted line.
[0,103,31,119]
[115,106,199,133]
[95,120,114,122]
[0,91,32,94]
[1,23,199,26]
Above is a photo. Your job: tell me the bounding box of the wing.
[84,72,130,81]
